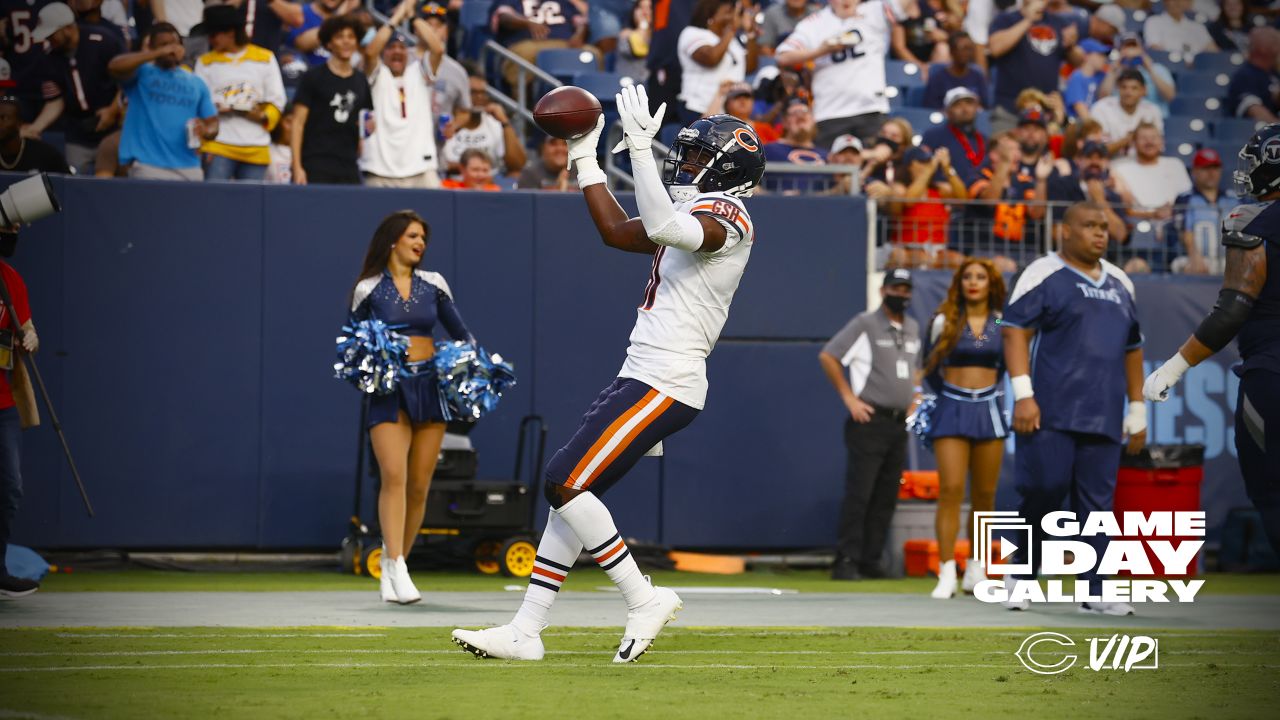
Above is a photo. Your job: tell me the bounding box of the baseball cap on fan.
[943,86,980,108]
[884,267,913,288]
[830,134,863,155]
[421,1,448,18]
[1095,4,1126,33]
[1193,148,1223,168]
[32,2,75,42]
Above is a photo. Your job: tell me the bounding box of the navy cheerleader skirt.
[927,382,1010,441]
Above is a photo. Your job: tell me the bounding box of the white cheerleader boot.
[389,556,421,605]
[931,559,958,599]
[379,551,398,603]
[962,558,986,593]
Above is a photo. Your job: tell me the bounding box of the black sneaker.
[0,574,39,598]
[858,564,888,579]
[831,559,862,581]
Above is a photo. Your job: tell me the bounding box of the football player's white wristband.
[573,157,606,189]
[1011,375,1034,401]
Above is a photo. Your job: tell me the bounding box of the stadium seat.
[975,110,992,137]
[893,107,945,135]
[1213,117,1263,143]
[537,48,600,82]
[1175,71,1231,96]
[1145,49,1181,68]
[573,72,631,102]
[460,0,494,60]
[886,60,925,89]
[1164,115,1211,148]
[1192,52,1245,74]
[1169,95,1223,116]
[904,85,927,108]
[659,122,682,149]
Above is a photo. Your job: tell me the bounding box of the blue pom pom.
[334,319,410,395]
[906,394,938,451]
[433,341,517,421]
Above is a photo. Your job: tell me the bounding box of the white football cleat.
[379,553,398,603]
[1001,579,1031,611]
[1079,601,1135,616]
[613,586,682,663]
[930,560,957,599]
[389,556,421,605]
[452,624,546,661]
[961,559,986,593]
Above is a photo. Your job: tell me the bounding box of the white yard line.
[51,633,387,639]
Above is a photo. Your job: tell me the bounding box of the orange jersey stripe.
[568,389,659,485]
[581,396,676,490]
[531,566,566,582]
[596,539,626,562]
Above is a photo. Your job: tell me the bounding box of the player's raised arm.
[568,116,659,254]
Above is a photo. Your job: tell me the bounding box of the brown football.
[533,86,603,140]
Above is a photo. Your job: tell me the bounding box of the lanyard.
[949,124,984,168]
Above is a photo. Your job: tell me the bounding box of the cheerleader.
[921,258,1008,599]
[350,210,474,604]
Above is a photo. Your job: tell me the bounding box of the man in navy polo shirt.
[922,87,986,186]
[31,1,124,174]
[987,0,1081,133]
[1002,201,1148,616]
[1226,27,1280,124]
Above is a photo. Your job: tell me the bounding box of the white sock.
[511,510,581,637]
[556,492,655,611]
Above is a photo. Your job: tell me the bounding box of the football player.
[452,84,765,663]
[1145,125,1280,558]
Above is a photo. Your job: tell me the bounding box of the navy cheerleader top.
[351,269,474,344]
[924,312,1003,389]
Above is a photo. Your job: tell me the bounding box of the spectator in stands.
[237,0,303,54]
[358,0,440,189]
[921,32,986,111]
[1226,26,1280,122]
[1014,106,1053,177]
[706,80,780,142]
[491,0,600,88]
[752,66,806,132]
[827,133,865,195]
[644,0,694,124]
[1089,3,1127,46]
[987,0,1081,133]
[266,104,295,184]
[863,116,913,200]
[962,0,994,71]
[776,0,897,147]
[763,100,828,193]
[70,0,126,47]
[1015,87,1065,133]
[290,13,372,184]
[2,0,62,134]
[1047,140,1131,245]
[1111,122,1192,233]
[1172,147,1233,274]
[1046,0,1088,35]
[442,148,501,190]
[1208,0,1257,53]
[1064,39,1110,120]
[616,0,653,80]
[193,4,287,182]
[1097,33,1176,119]
[287,0,358,67]
[891,0,947,74]
[419,3,472,136]
[1091,68,1164,152]
[32,1,125,174]
[151,0,206,44]
[676,0,758,125]
[921,87,985,186]
[109,21,219,180]
[1059,117,1104,166]
[441,69,526,177]
[962,132,1051,271]
[517,135,574,190]
[0,240,40,598]
[887,145,969,268]
[760,0,818,55]
[1144,0,1219,54]
[0,98,70,173]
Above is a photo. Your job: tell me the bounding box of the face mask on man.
[883,294,910,314]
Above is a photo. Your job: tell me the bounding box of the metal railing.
[870,197,1231,276]
[761,163,861,196]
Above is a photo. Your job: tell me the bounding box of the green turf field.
[33,567,1280,595]
[1,626,1276,719]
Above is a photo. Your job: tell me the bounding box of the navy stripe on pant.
[1237,370,1280,557]
[544,378,699,497]
[1013,428,1122,595]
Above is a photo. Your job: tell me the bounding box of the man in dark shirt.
[491,0,599,87]
[0,0,59,126]
[762,100,828,193]
[1226,26,1280,123]
[290,13,372,184]
[32,1,124,174]
[517,135,576,191]
[987,0,1080,133]
[921,32,987,111]
[921,86,986,186]
[0,97,69,173]
[1047,140,1131,246]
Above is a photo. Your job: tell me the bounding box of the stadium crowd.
[1,0,1274,271]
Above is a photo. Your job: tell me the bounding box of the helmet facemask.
[663,139,722,202]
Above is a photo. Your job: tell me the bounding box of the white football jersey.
[618,192,755,410]
[776,2,901,122]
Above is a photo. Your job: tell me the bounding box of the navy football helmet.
[662,115,766,200]
[1235,123,1280,198]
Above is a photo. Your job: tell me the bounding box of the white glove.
[612,83,666,154]
[567,115,607,188]
[1143,353,1191,402]
[20,321,36,354]
[1123,400,1147,437]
